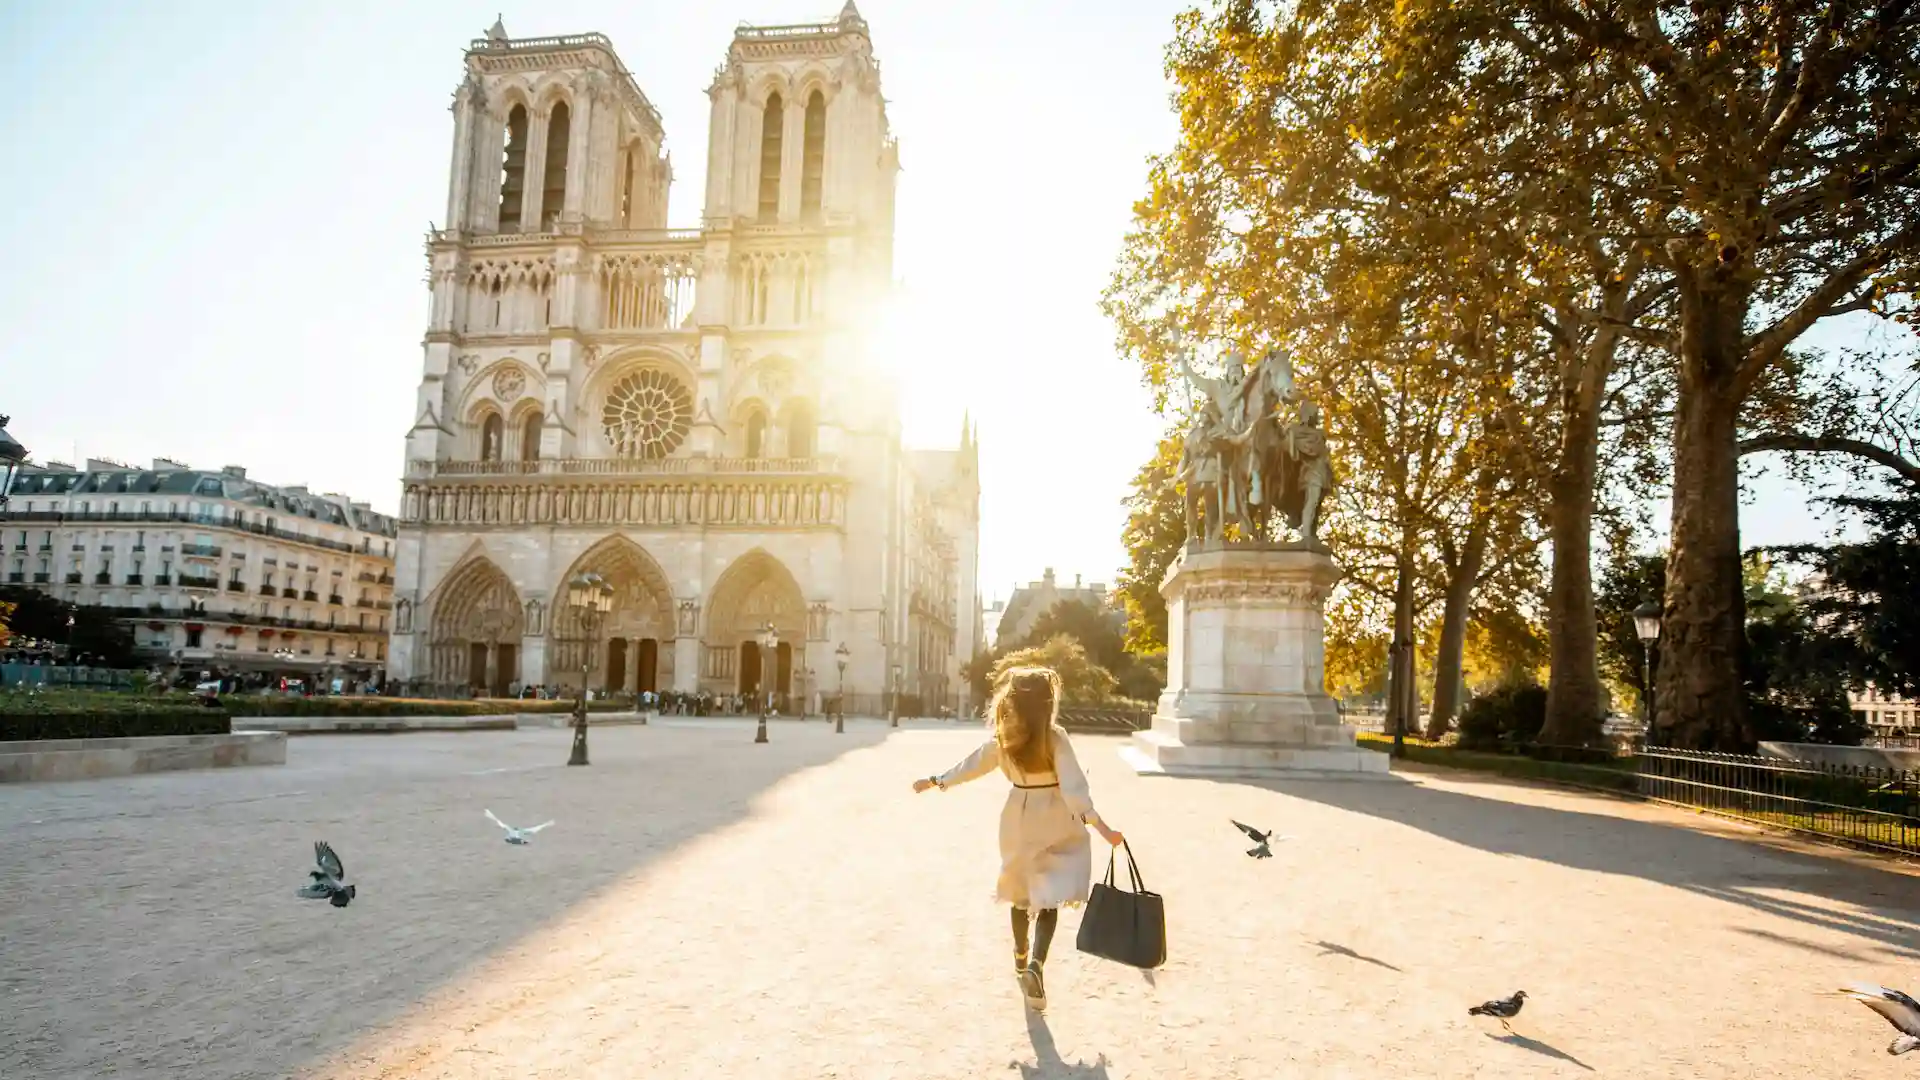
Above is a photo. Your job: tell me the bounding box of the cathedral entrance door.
[775,641,793,697]
[637,638,659,694]
[492,644,517,698]
[468,643,490,693]
[738,641,761,696]
[606,638,629,693]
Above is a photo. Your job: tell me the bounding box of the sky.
[0,0,1894,608]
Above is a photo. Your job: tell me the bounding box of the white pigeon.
[1837,982,1920,1055]
[486,809,554,845]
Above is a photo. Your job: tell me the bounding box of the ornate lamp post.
[755,621,777,744]
[0,416,27,509]
[1632,600,1662,749]
[566,571,614,767]
[834,641,850,735]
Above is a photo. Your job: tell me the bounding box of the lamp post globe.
[834,641,850,735]
[754,621,777,744]
[0,416,27,509]
[1631,600,1662,748]
[566,571,613,766]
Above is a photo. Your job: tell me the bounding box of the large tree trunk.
[1657,279,1752,751]
[1384,550,1417,736]
[1427,517,1489,737]
[1536,395,1606,746]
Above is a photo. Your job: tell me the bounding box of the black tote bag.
[1075,840,1166,969]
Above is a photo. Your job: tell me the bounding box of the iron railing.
[1055,708,1154,735]
[1636,747,1920,857]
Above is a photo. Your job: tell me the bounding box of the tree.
[1116,435,1186,654]
[990,635,1121,706]
[1772,490,1920,700]
[0,598,13,648]
[0,587,139,668]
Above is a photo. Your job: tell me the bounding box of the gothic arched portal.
[427,556,524,696]
[549,536,675,693]
[702,549,806,698]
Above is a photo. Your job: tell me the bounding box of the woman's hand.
[1095,823,1125,847]
[912,778,936,794]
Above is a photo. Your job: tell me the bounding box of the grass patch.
[0,689,635,739]
[1356,731,1640,793]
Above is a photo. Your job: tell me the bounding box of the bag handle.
[1119,838,1147,893]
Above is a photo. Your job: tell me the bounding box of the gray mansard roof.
[11,464,397,538]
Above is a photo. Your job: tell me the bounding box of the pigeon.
[486,809,554,845]
[1231,819,1290,859]
[294,841,356,907]
[1469,990,1527,1032]
[1837,982,1920,1055]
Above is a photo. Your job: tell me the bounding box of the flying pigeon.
[295,841,356,907]
[1837,982,1920,1055]
[1469,990,1528,1032]
[486,809,554,845]
[1231,819,1290,859]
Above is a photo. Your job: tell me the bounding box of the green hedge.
[1356,732,1640,793]
[1,711,232,741]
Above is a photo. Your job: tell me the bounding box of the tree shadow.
[1311,939,1403,971]
[1016,1010,1113,1079]
[1486,1031,1596,1071]
[0,725,893,1080]
[1228,771,1920,960]
[1730,924,1882,963]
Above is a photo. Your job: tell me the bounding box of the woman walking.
[913,667,1124,1011]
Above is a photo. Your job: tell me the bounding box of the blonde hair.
[989,666,1060,773]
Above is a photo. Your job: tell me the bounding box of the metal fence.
[1636,747,1920,857]
[1055,709,1153,734]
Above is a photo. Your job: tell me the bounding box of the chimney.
[1043,567,1055,587]
[1075,573,1082,589]
[152,457,190,471]
[222,465,246,479]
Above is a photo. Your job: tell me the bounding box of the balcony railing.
[357,571,377,583]
[0,509,394,552]
[31,573,49,583]
[354,598,375,608]
[410,455,840,479]
[303,590,319,602]
[282,588,298,599]
[227,581,245,593]
[327,594,344,606]
[64,572,81,584]
[124,575,142,585]
[154,575,172,586]
[94,573,111,585]
[181,543,222,558]
[177,574,219,589]
[378,574,394,586]
[5,573,21,583]
[258,584,275,595]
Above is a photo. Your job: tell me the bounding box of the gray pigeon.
[1470,990,1527,1032]
[1838,982,1920,1055]
[1231,819,1290,859]
[486,809,554,845]
[295,841,355,907]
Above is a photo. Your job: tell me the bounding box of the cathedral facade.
[388,7,980,715]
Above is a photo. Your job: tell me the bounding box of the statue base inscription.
[1118,545,1390,780]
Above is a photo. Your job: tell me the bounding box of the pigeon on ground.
[1469,990,1528,1032]
[1231,819,1290,859]
[1837,982,1920,1055]
[294,841,355,907]
[486,809,555,845]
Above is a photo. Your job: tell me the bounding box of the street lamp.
[0,416,27,509]
[834,641,850,735]
[1633,600,1662,749]
[889,663,903,728]
[755,621,777,744]
[566,571,614,767]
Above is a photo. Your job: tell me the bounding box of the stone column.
[520,108,550,232]
[673,636,699,693]
[445,81,477,231]
[565,82,596,221]
[703,76,735,221]
[779,93,804,222]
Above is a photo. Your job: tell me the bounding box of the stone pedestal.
[1119,545,1389,779]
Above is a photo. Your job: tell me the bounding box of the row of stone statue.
[1174,340,1336,548]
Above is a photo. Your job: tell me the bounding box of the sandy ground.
[2,721,1918,1080]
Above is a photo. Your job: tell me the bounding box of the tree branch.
[1738,433,1920,484]
[1736,218,1920,398]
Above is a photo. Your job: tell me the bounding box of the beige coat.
[935,724,1104,910]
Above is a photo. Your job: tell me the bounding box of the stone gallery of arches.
[387,10,981,715]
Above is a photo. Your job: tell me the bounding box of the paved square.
[2,722,1917,1079]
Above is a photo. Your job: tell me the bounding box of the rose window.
[602,369,693,459]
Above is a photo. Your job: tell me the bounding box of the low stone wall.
[0,731,287,784]
[1757,740,1920,772]
[235,714,521,734]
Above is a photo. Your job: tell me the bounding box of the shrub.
[1,711,231,741]
[1456,682,1549,751]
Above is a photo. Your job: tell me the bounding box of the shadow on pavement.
[1486,1032,1596,1071]
[1312,939,1404,971]
[1019,1011,1112,1079]
[0,725,891,1080]
[1227,771,1920,960]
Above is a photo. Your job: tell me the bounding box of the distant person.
[912,666,1123,1013]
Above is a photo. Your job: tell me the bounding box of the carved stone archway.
[427,557,524,695]
[549,535,676,692]
[701,549,806,697]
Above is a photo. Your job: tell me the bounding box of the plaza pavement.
[1,720,1917,1079]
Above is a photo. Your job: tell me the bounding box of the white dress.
[935,724,1104,910]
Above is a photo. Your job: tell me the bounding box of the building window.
[521,410,542,462]
[745,410,767,459]
[498,104,528,231]
[801,90,826,218]
[758,93,784,221]
[542,102,570,230]
[185,626,203,649]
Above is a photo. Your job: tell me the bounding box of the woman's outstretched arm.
[913,737,1000,793]
[1054,727,1124,845]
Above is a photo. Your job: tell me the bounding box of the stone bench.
[233,714,522,734]
[0,731,287,784]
